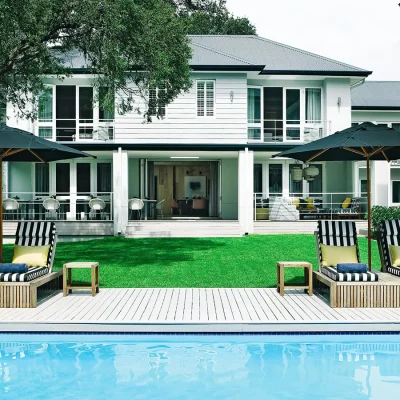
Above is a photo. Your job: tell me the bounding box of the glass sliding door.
[285,89,301,140]
[269,164,282,196]
[248,88,262,140]
[77,163,91,196]
[35,164,49,197]
[305,89,321,123]
[308,164,323,196]
[56,86,76,141]
[263,87,283,142]
[79,87,94,139]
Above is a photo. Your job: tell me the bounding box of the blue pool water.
[1,334,400,400]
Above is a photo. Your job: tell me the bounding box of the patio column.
[371,161,390,206]
[113,148,129,235]
[238,148,254,234]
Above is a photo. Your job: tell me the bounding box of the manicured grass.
[3,235,381,288]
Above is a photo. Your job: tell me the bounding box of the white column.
[238,149,254,234]
[69,161,77,220]
[371,161,390,206]
[113,148,129,235]
[352,162,360,197]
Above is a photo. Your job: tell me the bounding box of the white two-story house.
[2,35,373,238]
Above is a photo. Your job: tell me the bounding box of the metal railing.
[253,192,367,221]
[248,120,331,143]
[2,192,114,221]
[36,119,115,142]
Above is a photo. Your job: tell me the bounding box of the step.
[125,220,243,238]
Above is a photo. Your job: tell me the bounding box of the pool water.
[1,334,400,399]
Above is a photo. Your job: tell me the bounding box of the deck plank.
[1,288,400,330]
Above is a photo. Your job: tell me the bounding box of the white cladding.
[114,73,248,144]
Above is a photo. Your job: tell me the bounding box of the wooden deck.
[0,288,399,333]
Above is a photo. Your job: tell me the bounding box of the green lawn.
[3,235,381,288]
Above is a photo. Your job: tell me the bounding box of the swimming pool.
[1,334,399,399]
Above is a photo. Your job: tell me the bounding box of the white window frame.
[196,80,216,118]
[36,85,115,142]
[148,86,167,119]
[247,86,263,142]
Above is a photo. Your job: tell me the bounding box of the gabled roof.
[352,81,400,110]
[188,35,371,76]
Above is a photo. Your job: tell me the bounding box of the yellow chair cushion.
[12,244,50,268]
[389,244,400,267]
[341,198,352,209]
[291,198,300,209]
[305,198,314,209]
[320,243,358,267]
[256,208,269,220]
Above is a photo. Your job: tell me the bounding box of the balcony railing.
[253,192,367,221]
[2,192,114,221]
[248,120,331,143]
[35,119,115,142]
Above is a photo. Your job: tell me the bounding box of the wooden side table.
[276,261,313,296]
[63,262,99,297]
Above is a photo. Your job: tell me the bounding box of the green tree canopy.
[0,0,255,121]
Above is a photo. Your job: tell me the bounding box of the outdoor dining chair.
[43,198,60,220]
[2,198,19,220]
[128,198,144,220]
[89,198,106,220]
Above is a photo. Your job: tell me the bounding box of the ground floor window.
[393,181,400,203]
[254,164,262,193]
[35,164,49,196]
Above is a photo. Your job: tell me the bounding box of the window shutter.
[197,80,214,117]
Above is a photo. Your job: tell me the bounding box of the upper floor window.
[305,88,321,123]
[0,102,6,122]
[36,85,115,141]
[197,80,215,117]
[148,85,166,117]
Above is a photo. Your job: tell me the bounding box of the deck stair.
[125,220,243,238]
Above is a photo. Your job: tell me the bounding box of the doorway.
[144,161,221,218]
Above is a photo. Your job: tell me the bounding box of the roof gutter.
[351,78,365,89]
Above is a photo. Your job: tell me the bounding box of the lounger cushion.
[321,266,379,282]
[0,266,49,282]
[0,263,28,273]
[337,263,367,273]
[12,244,50,268]
[389,244,400,267]
[320,244,358,267]
[388,266,400,277]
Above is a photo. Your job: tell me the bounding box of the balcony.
[35,119,115,142]
[248,120,331,144]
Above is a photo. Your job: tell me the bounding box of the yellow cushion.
[305,198,314,209]
[341,198,352,209]
[256,208,269,220]
[389,244,400,267]
[292,198,300,209]
[12,244,50,268]
[320,243,358,267]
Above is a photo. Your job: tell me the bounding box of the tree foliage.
[0,0,255,121]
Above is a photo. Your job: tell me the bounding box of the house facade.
[351,81,400,208]
[2,35,376,237]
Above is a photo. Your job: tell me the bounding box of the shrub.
[366,206,400,236]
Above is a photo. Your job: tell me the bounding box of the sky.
[226,0,400,80]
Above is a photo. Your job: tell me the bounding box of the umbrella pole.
[367,156,371,271]
[0,157,2,263]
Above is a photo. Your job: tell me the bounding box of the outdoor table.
[276,261,313,296]
[63,262,99,297]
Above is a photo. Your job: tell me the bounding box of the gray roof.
[53,35,372,76]
[188,35,371,76]
[352,81,400,110]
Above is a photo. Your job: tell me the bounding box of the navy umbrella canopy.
[0,123,92,261]
[274,122,400,270]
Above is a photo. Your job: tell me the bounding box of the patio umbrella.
[0,123,92,262]
[273,122,400,270]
